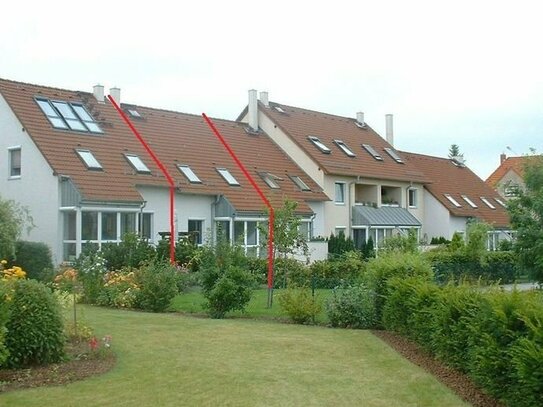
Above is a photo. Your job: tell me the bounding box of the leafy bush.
[101,233,155,270]
[363,252,433,325]
[97,268,140,309]
[204,266,254,318]
[4,279,65,367]
[278,286,322,324]
[74,250,107,303]
[273,257,308,289]
[156,237,200,271]
[0,282,10,366]
[134,261,179,312]
[326,284,376,329]
[14,241,54,281]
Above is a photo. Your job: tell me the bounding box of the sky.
[2,0,542,180]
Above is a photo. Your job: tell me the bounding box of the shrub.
[326,284,376,329]
[134,261,179,312]
[364,252,433,325]
[278,286,322,324]
[204,266,254,319]
[0,282,10,366]
[14,241,54,281]
[5,279,65,367]
[97,268,140,309]
[75,250,107,303]
[101,233,155,270]
[273,257,308,289]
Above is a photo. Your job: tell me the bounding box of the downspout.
[139,200,147,239]
[348,180,356,238]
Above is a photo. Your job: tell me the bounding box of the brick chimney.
[500,153,507,164]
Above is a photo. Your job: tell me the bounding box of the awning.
[352,205,421,227]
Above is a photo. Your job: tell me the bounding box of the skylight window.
[384,147,404,163]
[274,105,286,113]
[76,149,102,170]
[36,98,102,133]
[462,195,478,208]
[362,144,383,161]
[128,109,141,118]
[125,154,151,173]
[308,136,331,154]
[495,197,506,207]
[334,140,356,157]
[260,172,280,189]
[480,197,496,209]
[217,168,240,186]
[290,176,311,191]
[178,165,201,183]
[444,194,462,208]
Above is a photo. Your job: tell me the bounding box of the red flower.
[89,336,99,351]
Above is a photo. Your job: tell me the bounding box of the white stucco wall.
[496,169,525,199]
[449,216,468,237]
[307,201,325,238]
[422,191,451,241]
[0,94,61,262]
[137,186,215,243]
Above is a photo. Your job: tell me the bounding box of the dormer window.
[36,98,103,133]
[334,140,356,157]
[217,168,240,186]
[461,195,478,208]
[308,136,331,154]
[260,172,280,189]
[125,154,151,173]
[362,144,383,161]
[76,149,102,170]
[384,147,404,163]
[290,176,311,191]
[480,197,496,209]
[178,165,201,183]
[444,194,462,208]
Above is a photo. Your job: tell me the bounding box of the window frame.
[76,149,103,170]
[259,172,281,189]
[334,140,356,157]
[178,164,202,184]
[216,168,240,186]
[125,154,151,174]
[290,176,311,191]
[334,182,346,205]
[480,196,496,209]
[444,193,462,208]
[362,144,384,161]
[408,188,418,208]
[308,136,331,154]
[8,146,21,178]
[188,219,204,245]
[461,194,478,208]
[384,147,404,163]
[35,98,102,134]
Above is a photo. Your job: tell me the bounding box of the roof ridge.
[400,150,450,161]
[270,101,360,123]
[0,77,92,95]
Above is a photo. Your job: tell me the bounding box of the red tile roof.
[402,152,510,227]
[247,102,429,184]
[486,156,526,188]
[0,79,327,214]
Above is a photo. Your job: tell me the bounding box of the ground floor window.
[62,209,152,261]
[188,219,204,245]
[234,220,260,257]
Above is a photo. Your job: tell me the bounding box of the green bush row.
[382,275,543,407]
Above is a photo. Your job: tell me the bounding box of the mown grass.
[0,306,468,406]
[169,288,334,323]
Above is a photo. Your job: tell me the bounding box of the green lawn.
[169,288,334,323]
[0,306,469,406]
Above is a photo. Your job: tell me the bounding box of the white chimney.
[248,89,258,131]
[260,91,269,108]
[356,112,365,126]
[385,114,394,146]
[93,84,104,103]
[109,87,121,104]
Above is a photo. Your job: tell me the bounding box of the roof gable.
[486,156,526,187]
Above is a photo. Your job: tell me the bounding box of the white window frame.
[362,144,383,161]
[461,195,478,208]
[495,197,506,207]
[260,172,280,189]
[217,168,240,186]
[125,154,151,173]
[408,188,418,208]
[384,147,404,163]
[480,197,496,209]
[334,140,356,157]
[188,218,205,245]
[335,182,346,205]
[290,176,311,191]
[8,146,21,179]
[178,165,202,183]
[444,193,462,208]
[308,136,331,154]
[76,149,103,170]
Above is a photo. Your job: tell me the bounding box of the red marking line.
[202,114,275,289]
[108,95,176,264]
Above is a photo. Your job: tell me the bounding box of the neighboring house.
[486,154,526,199]
[237,91,512,249]
[0,79,327,265]
[402,152,512,248]
[237,91,429,250]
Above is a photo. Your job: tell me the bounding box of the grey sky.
[2,0,542,179]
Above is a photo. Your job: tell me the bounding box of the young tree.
[507,153,543,283]
[448,144,463,159]
[0,196,33,260]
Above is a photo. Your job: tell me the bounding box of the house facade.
[237,91,512,249]
[237,91,428,250]
[486,153,526,199]
[0,79,327,265]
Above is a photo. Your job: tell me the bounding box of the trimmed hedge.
[381,273,543,407]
